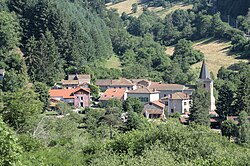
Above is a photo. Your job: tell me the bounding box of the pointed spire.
[199,59,211,80]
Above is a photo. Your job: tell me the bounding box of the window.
[139,97,149,102]
[164,94,167,97]
[189,101,192,104]
[184,102,187,105]
[81,97,83,100]
[171,109,174,113]
[204,84,206,88]
[166,102,168,106]
[184,108,187,112]
[119,87,121,89]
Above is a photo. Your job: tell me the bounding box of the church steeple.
[197,59,216,112]
[199,59,211,80]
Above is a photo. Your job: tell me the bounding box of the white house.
[127,87,160,104]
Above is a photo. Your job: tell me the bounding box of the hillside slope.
[166,38,248,76]
[106,0,192,18]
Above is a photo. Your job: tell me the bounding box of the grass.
[166,38,249,77]
[105,55,122,69]
[106,0,193,18]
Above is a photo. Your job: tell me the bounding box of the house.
[62,74,91,89]
[149,82,192,99]
[96,78,136,91]
[49,87,90,108]
[144,100,165,119]
[168,92,191,115]
[99,88,127,106]
[127,87,160,104]
[0,69,5,81]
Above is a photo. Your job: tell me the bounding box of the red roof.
[99,88,126,101]
[151,100,165,109]
[50,87,90,99]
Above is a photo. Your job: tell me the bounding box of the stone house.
[167,92,191,115]
[144,100,165,119]
[62,74,91,89]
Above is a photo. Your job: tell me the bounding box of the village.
[47,60,236,129]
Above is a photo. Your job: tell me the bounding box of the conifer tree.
[234,75,250,115]
[216,82,235,119]
[26,31,64,86]
[189,84,210,126]
[237,111,250,144]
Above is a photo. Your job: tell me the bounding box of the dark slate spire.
[199,59,211,80]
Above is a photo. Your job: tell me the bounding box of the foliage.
[89,84,100,99]
[0,116,21,166]
[55,102,71,116]
[123,97,144,114]
[1,89,43,133]
[189,84,210,126]
[106,98,123,110]
[221,120,238,140]
[33,82,50,112]
[237,111,250,145]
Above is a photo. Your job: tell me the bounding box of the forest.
[0,0,250,165]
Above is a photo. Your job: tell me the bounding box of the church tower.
[198,60,216,111]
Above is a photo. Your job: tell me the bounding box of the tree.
[189,84,210,126]
[216,82,235,119]
[123,97,143,114]
[26,31,64,86]
[55,102,71,115]
[125,111,149,131]
[33,82,50,112]
[131,3,138,13]
[221,119,237,140]
[2,70,28,92]
[1,89,43,133]
[234,75,250,115]
[89,84,100,100]
[0,117,21,166]
[0,11,20,52]
[237,111,250,144]
[106,98,123,110]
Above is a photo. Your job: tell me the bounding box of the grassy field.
[105,55,122,69]
[106,0,192,18]
[166,38,249,77]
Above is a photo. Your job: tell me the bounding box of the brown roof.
[144,109,163,115]
[50,87,90,99]
[127,87,159,94]
[130,79,149,84]
[62,80,79,85]
[68,74,90,80]
[96,78,134,86]
[149,82,185,90]
[151,100,165,109]
[169,92,190,100]
[99,88,126,101]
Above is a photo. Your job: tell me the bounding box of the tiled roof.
[151,100,165,109]
[99,88,126,101]
[169,92,190,100]
[96,78,134,86]
[149,82,184,90]
[50,87,90,99]
[127,87,159,94]
[62,80,79,85]
[144,109,163,115]
[68,74,90,80]
[130,79,150,84]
